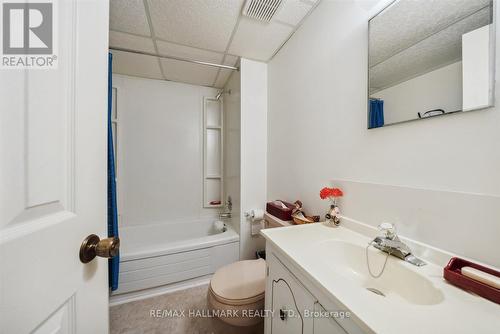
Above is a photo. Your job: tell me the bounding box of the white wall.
[240,59,268,260]
[113,74,219,226]
[223,70,241,234]
[267,0,500,268]
[373,61,463,124]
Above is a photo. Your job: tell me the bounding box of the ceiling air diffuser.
[242,0,284,23]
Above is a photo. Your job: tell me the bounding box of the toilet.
[208,259,266,327]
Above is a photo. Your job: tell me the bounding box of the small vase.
[325,201,340,227]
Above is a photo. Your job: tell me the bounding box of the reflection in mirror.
[368,0,494,129]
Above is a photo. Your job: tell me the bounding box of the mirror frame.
[367,0,497,129]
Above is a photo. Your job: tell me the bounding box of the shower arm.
[215,89,231,100]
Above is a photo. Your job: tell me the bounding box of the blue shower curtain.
[108,52,119,291]
[369,99,384,129]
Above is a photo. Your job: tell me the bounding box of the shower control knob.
[79,234,120,263]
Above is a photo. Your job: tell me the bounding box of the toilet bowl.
[208,259,266,327]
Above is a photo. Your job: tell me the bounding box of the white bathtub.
[113,219,239,295]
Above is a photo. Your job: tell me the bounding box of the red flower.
[331,188,343,197]
[319,187,343,200]
[320,187,332,199]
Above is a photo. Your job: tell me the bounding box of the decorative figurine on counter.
[290,200,320,225]
[291,200,304,215]
[319,186,343,226]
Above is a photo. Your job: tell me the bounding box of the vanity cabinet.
[265,250,348,334]
[313,303,347,334]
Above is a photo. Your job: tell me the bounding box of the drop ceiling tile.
[228,18,294,61]
[156,40,224,64]
[223,54,239,67]
[110,0,151,36]
[109,31,156,53]
[274,0,312,26]
[147,0,244,52]
[111,50,163,80]
[160,58,219,87]
[214,69,233,88]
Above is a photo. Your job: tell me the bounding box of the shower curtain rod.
[109,47,240,71]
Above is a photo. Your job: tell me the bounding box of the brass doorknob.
[79,234,120,263]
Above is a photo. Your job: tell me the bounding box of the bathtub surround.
[113,75,219,226]
[110,75,243,302]
[267,0,500,268]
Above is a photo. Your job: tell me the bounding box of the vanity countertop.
[261,223,500,334]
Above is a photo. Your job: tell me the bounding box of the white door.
[0,0,110,333]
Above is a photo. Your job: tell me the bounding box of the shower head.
[215,89,231,100]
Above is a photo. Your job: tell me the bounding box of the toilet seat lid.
[210,259,266,301]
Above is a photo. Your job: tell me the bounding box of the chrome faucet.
[219,196,232,220]
[371,223,426,267]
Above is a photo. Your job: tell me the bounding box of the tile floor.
[110,284,264,334]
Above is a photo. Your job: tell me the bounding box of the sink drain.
[366,288,385,297]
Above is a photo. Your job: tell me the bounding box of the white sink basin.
[315,239,444,305]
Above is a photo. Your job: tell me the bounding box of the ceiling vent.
[242,0,284,23]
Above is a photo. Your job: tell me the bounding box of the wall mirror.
[368,0,495,129]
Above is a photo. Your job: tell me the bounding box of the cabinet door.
[313,303,347,334]
[271,279,304,334]
[268,254,315,334]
